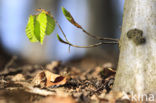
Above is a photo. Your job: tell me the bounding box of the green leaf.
[34,15,40,41]
[46,15,55,35]
[25,15,38,42]
[36,12,47,44]
[57,34,69,44]
[62,7,73,21]
[62,7,81,28]
[25,9,56,44]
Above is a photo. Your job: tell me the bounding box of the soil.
[0,56,130,103]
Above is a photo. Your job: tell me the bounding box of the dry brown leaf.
[11,74,25,81]
[103,62,113,68]
[44,70,67,87]
[32,70,67,88]
[46,61,61,71]
[100,67,116,79]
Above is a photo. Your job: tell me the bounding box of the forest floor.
[0,56,131,103]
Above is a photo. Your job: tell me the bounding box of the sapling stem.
[81,27,119,42]
[67,41,118,48]
[54,17,118,48]
[61,7,119,42]
[54,19,69,42]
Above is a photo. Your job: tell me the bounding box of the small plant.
[25,7,119,48]
[25,1,156,95]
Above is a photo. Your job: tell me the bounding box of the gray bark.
[113,0,156,94]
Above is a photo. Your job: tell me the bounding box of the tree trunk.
[113,0,156,94]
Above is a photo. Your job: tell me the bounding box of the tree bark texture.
[113,0,156,94]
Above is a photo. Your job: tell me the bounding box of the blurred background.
[0,0,124,68]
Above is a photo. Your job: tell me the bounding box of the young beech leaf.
[36,12,47,44]
[46,15,55,35]
[25,9,56,44]
[62,7,81,28]
[57,34,69,44]
[62,7,72,21]
[34,15,40,41]
[25,15,38,42]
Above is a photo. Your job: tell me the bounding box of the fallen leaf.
[103,62,113,68]
[11,74,25,81]
[46,61,61,71]
[32,70,67,88]
[100,67,116,79]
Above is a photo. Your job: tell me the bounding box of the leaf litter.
[0,59,133,103]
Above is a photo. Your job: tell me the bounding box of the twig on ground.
[4,56,17,70]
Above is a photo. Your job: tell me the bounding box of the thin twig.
[4,56,17,70]
[67,41,118,48]
[4,81,56,96]
[68,45,71,52]
[54,19,69,42]
[81,28,119,42]
[54,17,119,43]
[54,17,118,48]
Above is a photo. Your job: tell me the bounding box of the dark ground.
[0,55,131,103]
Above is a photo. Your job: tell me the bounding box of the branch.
[61,7,119,42]
[68,41,118,48]
[81,28,119,42]
[57,34,118,48]
[54,17,118,49]
[54,19,69,42]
